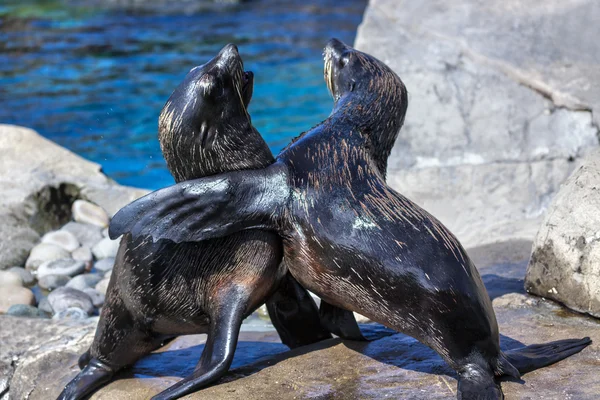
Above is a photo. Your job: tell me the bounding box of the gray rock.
[82,288,105,307]
[37,297,53,314]
[38,274,71,290]
[92,237,120,260]
[6,304,47,318]
[72,199,110,228]
[0,269,23,287]
[52,307,90,320]
[95,278,110,295]
[25,243,70,271]
[71,245,93,263]
[66,273,104,291]
[94,257,115,273]
[354,0,600,248]
[47,287,94,315]
[37,258,85,278]
[41,230,80,252]
[102,227,110,238]
[0,286,35,313]
[61,222,104,249]
[525,149,600,317]
[8,266,35,286]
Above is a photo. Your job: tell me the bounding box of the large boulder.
[525,149,600,317]
[0,124,148,270]
[355,0,600,248]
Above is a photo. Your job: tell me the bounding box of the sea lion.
[58,44,361,400]
[109,39,591,399]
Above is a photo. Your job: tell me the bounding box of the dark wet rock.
[526,149,600,318]
[66,274,104,291]
[6,304,47,319]
[61,222,105,249]
[354,0,600,249]
[38,274,71,291]
[37,258,85,278]
[47,287,94,315]
[94,257,115,273]
[8,266,35,286]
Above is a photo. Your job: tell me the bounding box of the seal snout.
[324,38,350,60]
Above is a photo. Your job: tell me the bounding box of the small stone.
[92,237,120,260]
[94,257,115,273]
[72,200,109,228]
[6,304,47,318]
[71,246,93,263]
[0,270,24,287]
[95,278,110,295]
[53,307,89,320]
[38,297,53,314]
[492,293,540,308]
[47,287,94,315]
[37,258,85,278]
[61,222,104,248]
[25,243,70,271]
[38,274,71,290]
[66,274,103,291]
[8,267,35,286]
[0,286,35,313]
[83,288,105,307]
[41,230,80,252]
[102,227,110,238]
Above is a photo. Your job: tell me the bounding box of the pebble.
[72,200,109,228]
[71,246,93,263]
[92,237,120,260]
[0,270,24,287]
[94,257,115,273]
[102,227,110,238]
[38,297,53,314]
[66,274,103,291]
[41,230,80,252]
[61,222,103,248]
[47,287,94,315]
[0,286,35,313]
[6,304,47,318]
[95,278,110,295]
[8,267,35,286]
[38,274,71,290]
[53,307,89,320]
[37,258,85,278]
[83,288,105,307]
[25,243,70,271]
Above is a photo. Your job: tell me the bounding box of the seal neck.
[330,90,407,179]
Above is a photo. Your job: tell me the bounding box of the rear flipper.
[109,163,290,243]
[319,301,366,341]
[57,359,114,400]
[267,273,332,349]
[503,337,592,375]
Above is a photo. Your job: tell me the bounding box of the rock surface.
[354,0,600,248]
[525,149,600,317]
[37,258,86,278]
[0,286,35,313]
[0,124,148,270]
[0,270,24,287]
[25,243,70,271]
[47,287,94,315]
[72,200,110,228]
[41,230,80,252]
[2,240,599,399]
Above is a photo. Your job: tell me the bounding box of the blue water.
[0,0,366,189]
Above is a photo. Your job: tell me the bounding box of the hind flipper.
[457,363,503,400]
[267,273,332,349]
[504,337,591,374]
[109,163,290,243]
[57,359,114,400]
[319,301,366,341]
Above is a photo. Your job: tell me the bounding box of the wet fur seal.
[109,39,591,399]
[58,44,361,400]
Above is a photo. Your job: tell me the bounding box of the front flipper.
[109,163,290,243]
[151,287,247,400]
[267,273,332,349]
[319,301,366,341]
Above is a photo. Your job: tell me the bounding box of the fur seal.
[58,44,361,400]
[109,39,591,399]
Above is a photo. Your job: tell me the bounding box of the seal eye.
[339,56,350,68]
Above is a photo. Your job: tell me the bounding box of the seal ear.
[198,122,217,149]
